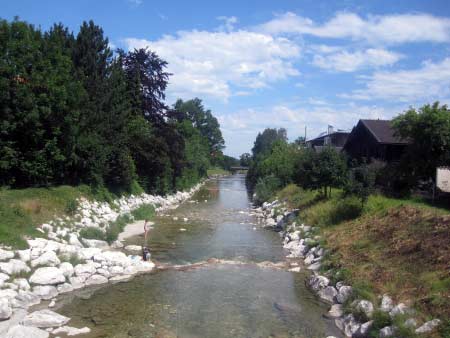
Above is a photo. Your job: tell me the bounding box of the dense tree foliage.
[0,18,225,194]
[392,102,450,182]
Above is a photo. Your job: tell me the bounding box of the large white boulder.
[29,267,65,285]
[58,262,74,277]
[30,251,60,268]
[13,278,30,291]
[74,262,96,277]
[85,274,108,286]
[336,286,352,304]
[318,286,338,303]
[11,290,41,309]
[22,309,70,328]
[0,249,15,261]
[0,260,30,275]
[415,319,441,334]
[354,300,374,318]
[93,251,129,267]
[16,250,31,263]
[0,297,12,320]
[57,283,74,294]
[68,276,86,290]
[52,326,91,336]
[5,325,49,338]
[77,247,101,260]
[32,285,58,300]
[82,239,109,249]
[68,234,83,248]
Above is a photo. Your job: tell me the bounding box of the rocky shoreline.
[252,199,442,338]
[0,182,204,337]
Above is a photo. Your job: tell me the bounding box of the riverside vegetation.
[245,106,450,338]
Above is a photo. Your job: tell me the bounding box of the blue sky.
[3,0,450,157]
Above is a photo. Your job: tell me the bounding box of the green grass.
[0,185,95,248]
[79,227,106,241]
[131,204,155,221]
[207,167,230,176]
[105,213,132,244]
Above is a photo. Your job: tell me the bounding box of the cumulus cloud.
[124,30,300,101]
[343,57,450,101]
[312,48,403,72]
[258,12,450,44]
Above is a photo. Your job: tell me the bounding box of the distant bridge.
[230,166,249,173]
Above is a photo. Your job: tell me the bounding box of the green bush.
[79,227,106,240]
[65,199,78,215]
[105,214,132,244]
[254,175,281,204]
[368,310,393,338]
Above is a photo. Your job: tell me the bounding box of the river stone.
[415,319,441,333]
[68,234,83,248]
[309,275,330,291]
[108,265,124,276]
[13,278,30,291]
[380,294,394,312]
[58,262,74,277]
[0,260,30,275]
[30,267,65,285]
[389,303,408,317]
[32,285,58,300]
[124,245,142,252]
[5,325,49,338]
[404,318,417,328]
[288,267,301,272]
[354,299,374,318]
[52,326,91,336]
[355,320,373,338]
[57,283,74,294]
[336,286,352,304]
[0,289,18,302]
[0,298,12,319]
[16,250,31,263]
[379,326,395,338]
[22,309,70,328]
[0,249,15,261]
[307,262,321,271]
[74,262,96,277]
[318,286,338,303]
[30,251,60,268]
[78,247,102,260]
[85,274,108,286]
[69,276,86,290]
[82,239,109,249]
[94,251,129,267]
[11,290,41,309]
[328,304,343,318]
[343,314,361,338]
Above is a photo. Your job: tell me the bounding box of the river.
[55,174,341,338]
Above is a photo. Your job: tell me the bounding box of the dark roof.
[360,119,409,144]
[306,130,350,143]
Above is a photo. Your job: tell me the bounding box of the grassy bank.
[0,184,152,249]
[275,184,450,336]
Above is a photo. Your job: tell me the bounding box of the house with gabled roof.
[343,119,410,162]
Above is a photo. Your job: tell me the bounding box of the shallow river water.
[56,175,341,338]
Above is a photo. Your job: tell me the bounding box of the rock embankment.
[252,199,442,338]
[0,183,203,337]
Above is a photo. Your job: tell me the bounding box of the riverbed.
[55,174,340,338]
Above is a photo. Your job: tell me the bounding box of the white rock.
[32,286,58,300]
[77,248,101,260]
[48,300,55,308]
[307,262,321,271]
[0,289,18,302]
[81,239,109,249]
[31,251,60,268]
[52,326,91,336]
[94,251,129,267]
[22,309,70,328]
[389,303,409,317]
[58,262,74,277]
[379,326,395,338]
[108,266,124,276]
[0,259,30,275]
[309,275,329,291]
[109,274,132,282]
[29,267,65,285]
[0,249,15,261]
[380,294,394,312]
[11,290,41,308]
[13,278,30,291]
[85,274,108,286]
[288,267,301,272]
[355,299,374,318]
[343,314,361,338]
[57,283,74,294]
[318,286,338,303]
[124,245,142,252]
[404,318,417,328]
[110,240,124,249]
[74,263,96,277]
[336,286,352,304]
[0,297,12,319]
[68,276,86,290]
[68,235,83,248]
[357,320,373,337]
[415,319,441,333]
[5,325,49,338]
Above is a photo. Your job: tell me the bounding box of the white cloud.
[124,30,300,101]
[217,16,238,32]
[312,48,403,72]
[258,12,450,44]
[127,0,143,6]
[343,57,450,101]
